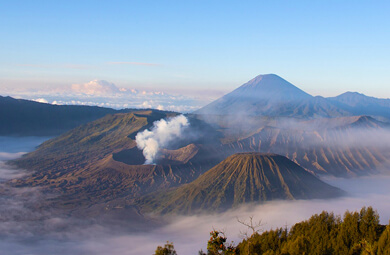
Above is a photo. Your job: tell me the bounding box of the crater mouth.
[112,147,146,165]
[112,144,200,166]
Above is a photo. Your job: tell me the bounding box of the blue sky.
[0,0,389,98]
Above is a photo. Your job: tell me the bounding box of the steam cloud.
[135,115,189,164]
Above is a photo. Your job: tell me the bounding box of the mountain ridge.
[195,74,390,120]
[0,95,134,136]
[328,92,390,120]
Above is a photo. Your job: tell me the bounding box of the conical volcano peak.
[231,152,279,157]
[242,73,290,87]
[139,152,344,214]
[195,74,314,116]
[237,74,311,99]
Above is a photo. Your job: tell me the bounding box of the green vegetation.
[157,207,390,255]
[154,242,177,255]
[199,230,236,255]
[234,206,385,255]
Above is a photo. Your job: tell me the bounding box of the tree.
[377,222,390,255]
[154,241,177,255]
[237,216,264,238]
[334,210,360,253]
[359,206,380,244]
[285,235,310,255]
[231,207,386,255]
[200,230,235,255]
[237,216,264,255]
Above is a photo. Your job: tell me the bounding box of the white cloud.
[0,79,213,113]
[71,80,120,95]
[32,98,48,104]
[141,101,152,108]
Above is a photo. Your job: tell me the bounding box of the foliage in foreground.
[198,230,236,255]
[154,241,177,255]
[155,206,390,255]
[234,206,386,255]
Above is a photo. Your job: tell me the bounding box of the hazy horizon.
[1,1,390,100]
[2,73,389,113]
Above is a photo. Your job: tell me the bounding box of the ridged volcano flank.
[139,153,344,214]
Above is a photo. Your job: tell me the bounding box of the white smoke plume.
[135,115,189,164]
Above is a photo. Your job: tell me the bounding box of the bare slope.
[225,116,390,177]
[10,110,222,212]
[139,153,344,214]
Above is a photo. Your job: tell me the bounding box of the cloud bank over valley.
[1,137,390,254]
[0,80,215,112]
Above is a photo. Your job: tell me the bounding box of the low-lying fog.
[1,137,390,255]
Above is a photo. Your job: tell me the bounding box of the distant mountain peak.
[194,74,390,119]
[238,74,310,96]
[243,73,290,85]
[336,91,367,99]
[334,91,390,101]
[194,74,314,116]
[328,91,390,119]
[242,73,283,86]
[342,91,364,95]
